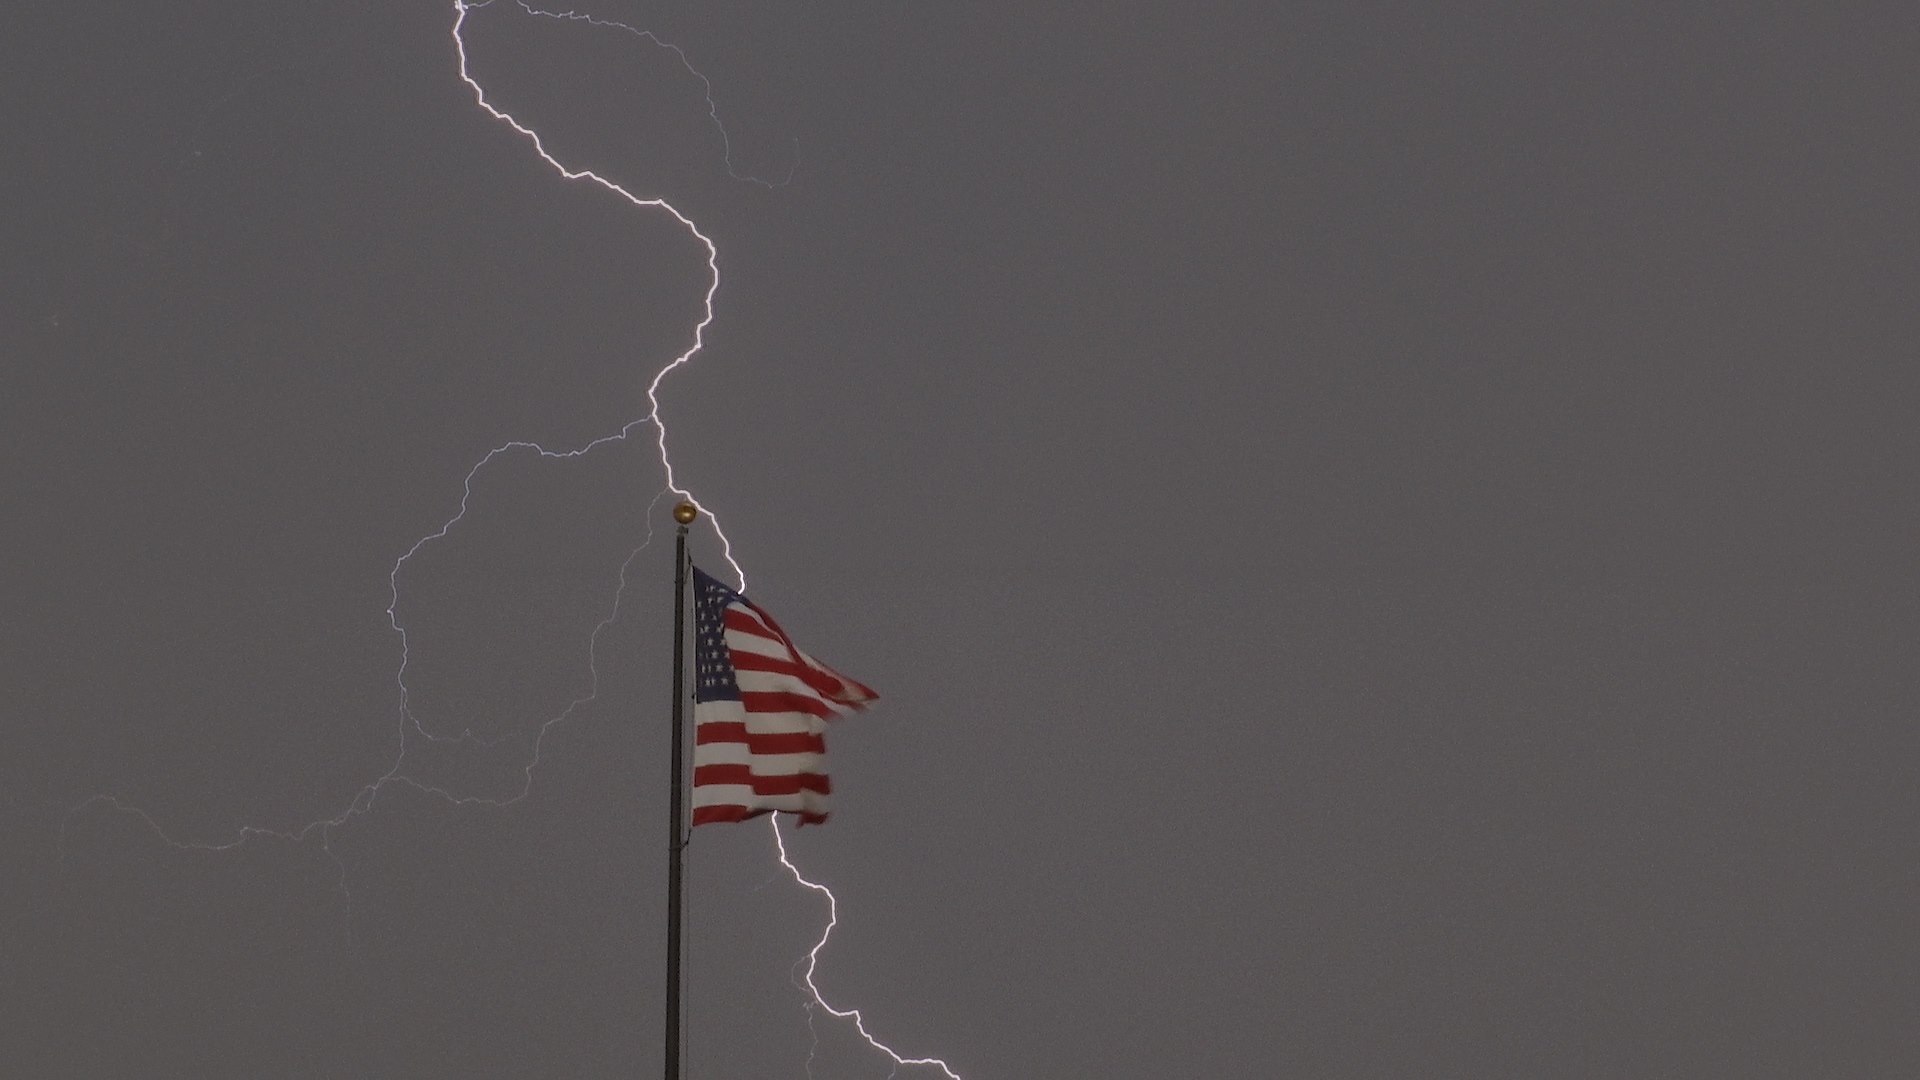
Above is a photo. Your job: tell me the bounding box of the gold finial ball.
[672,501,699,525]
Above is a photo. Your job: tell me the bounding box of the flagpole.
[666,500,697,1080]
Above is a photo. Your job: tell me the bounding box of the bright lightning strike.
[774,817,968,1079]
[59,3,964,1074]
[465,8,964,1071]
[452,0,747,592]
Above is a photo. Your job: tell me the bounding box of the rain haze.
[4,2,1916,1077]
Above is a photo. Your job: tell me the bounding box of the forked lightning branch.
[59,2,966,1076]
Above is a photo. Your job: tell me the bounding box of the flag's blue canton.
[693,567,742,704]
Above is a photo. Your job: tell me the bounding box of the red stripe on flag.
[739,690,837,718]
[694,720,749,744]
[723,607,781,641]
[692,764,831,795]
[731,651,862,702]
[693,723,825,755]
[692,805,827,826]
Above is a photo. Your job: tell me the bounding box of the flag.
[690,567,877,826]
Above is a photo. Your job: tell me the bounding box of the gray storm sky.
[4,2,1916,1077]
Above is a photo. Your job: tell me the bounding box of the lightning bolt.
[53,1,966,1075]
[447,0,746,591]
[774,817,967,1079]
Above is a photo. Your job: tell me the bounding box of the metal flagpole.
[665,500,697,1080]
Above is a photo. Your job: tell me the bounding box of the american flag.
[691,566,877,826]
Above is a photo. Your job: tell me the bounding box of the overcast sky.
[5,2,1917,1077]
